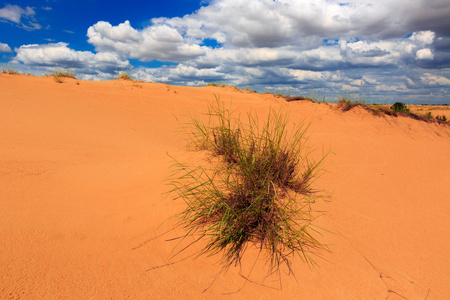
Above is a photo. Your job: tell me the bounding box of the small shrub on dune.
[436,115,448,123]
[52,69,76,83]
[424,112,433,119]
[337,96,361,111]
[368,104,396,116]
[166,97,330,277]
[118,72,132,80]
[390,102,410,114]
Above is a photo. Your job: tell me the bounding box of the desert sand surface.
[1,74,450,299]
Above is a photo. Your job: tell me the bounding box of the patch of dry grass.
[166,97,330,279]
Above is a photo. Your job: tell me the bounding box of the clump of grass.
[336,96,364,111]
[285,96,314,103]
[1,65,20,74]
[207,82,228,87]
[423,112,433,120]
[263,90,290,98]
[337,98,400,118]
[52,68,76,83]
[53,74,63,83]
[242,86,257,93]
[276,90,291,98]
[309,90,329,103]
[118,71,133,80]
[166,97,329,277]
[367,104,396,117]
[436,115,448,123]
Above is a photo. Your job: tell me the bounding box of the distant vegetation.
[203,83,449,125]
[1,65,20,74]
[206,82,226,87]
[390,102,410,114]
[436,115,447,122]
[335,98,449,124]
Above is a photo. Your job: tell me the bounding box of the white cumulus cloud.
[87,20,206,62]
[0,4,34,23]
[416,48,434,60]
[0,42,12,52]
[13,42,131,75]
[420,73,450,86]
[0,4,41,30]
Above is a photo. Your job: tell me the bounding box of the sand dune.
[1,74,449,299]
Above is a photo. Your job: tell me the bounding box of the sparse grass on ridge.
[436,115,448,122]
[277,91,448,124]
[1,65,20,74]
[165,97,330,280]
[51,68,77,83]
[336,98,449,125]
[118,71,133,80]
[207,82,226,87]
[115,71,146,84]
[285,96,315,103]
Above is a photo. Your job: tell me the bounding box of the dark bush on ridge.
[436,115,448,122]
[390,102,410,113]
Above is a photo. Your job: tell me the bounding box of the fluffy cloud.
[189,31,436,71]
[0,42,12,52]
[13,42,131,75]
[87,20,206,62]
[82,0,442,74]
[83,1,446,66]
[416,49,434,60]
[0,4,34,23]
[0,4,41,30]
[420,73,450,86]
[154,0,449,46]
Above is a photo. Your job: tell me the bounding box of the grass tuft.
[436,115,448,123]
[51,68,77,83]
[336,96,363,111]
[207,82,228,87]
[166,97,330,276]
[286,95,315,103]
[118,72,133,80]
[1,65,20,74]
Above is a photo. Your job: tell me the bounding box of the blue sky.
[1,0,450,104]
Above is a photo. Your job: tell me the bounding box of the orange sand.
[1,74,449,299]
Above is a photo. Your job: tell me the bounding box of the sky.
[1,0,450,104]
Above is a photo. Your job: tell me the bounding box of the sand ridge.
[1,74,449,299]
